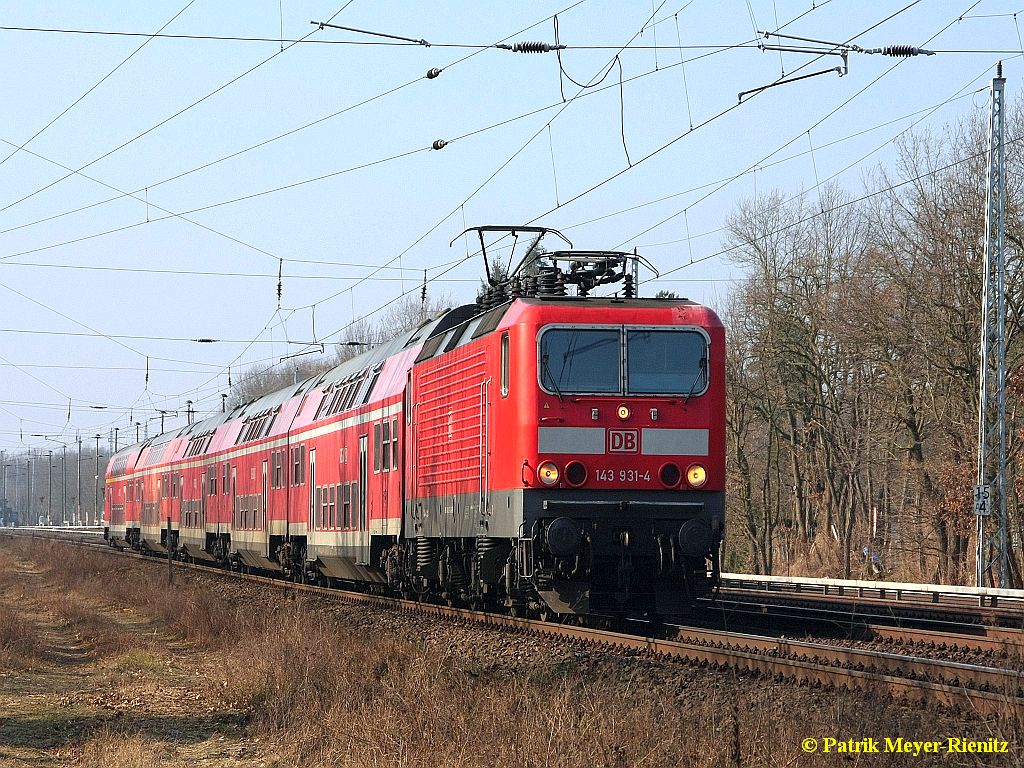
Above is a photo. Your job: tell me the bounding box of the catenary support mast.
[976,63,1010,588]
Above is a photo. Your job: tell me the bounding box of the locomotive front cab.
[517,302,726,617]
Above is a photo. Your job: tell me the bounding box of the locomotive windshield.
[539,326,708,396]
[540,328,620,393]
[626,329,706,394]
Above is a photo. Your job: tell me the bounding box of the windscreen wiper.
[541,354,564,402]
[683,358,707,404]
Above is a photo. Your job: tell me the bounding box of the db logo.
[607,429,639,453]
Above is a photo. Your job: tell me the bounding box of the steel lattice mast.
[976,63,1009,588]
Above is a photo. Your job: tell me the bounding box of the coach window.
[222,463,229,494]
[539,327,620,394]
[329,485,337,529]
[381,421,391,471]
[500,332,510,397]
[274,450,285,488]
[342,483,351,528]
[292,445,306,486]
[373,423,382,473]
[391,418,399,470]
[626,329,708,396]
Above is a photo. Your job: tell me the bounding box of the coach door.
[358,434,368,557]
[308,449,316,532]
[261,460,268,551]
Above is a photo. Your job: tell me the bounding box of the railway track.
[3,527,1023,717]
[701,595,1024,657]
[717,572,1024,625]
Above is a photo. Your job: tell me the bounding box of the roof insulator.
[432,139,448,150]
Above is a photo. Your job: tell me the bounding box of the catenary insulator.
[426,67,442,79]
[881,45,934,57]
[432,139,448,150]
[514,41,552,53]
[496,41,566,53]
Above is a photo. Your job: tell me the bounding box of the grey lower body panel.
[405,489,524,539]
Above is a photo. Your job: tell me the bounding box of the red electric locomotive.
[105,226,725,617]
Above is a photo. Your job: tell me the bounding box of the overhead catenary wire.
[159,0,599,409]
[0,24,770,51]
[0,2,349,217]
[0,0,991,444]
[0,7,831,421]
[255,0,841,364]
[515,3,919,238]
[611,0,988,252]
[653,131,1024,282]
[0,0,198,171]
[1,34,744,245]
[294,1,673,328]
[554,88,978,235]
[617,4,992,263]
[0,0,606,262]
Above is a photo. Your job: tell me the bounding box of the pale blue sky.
[0,0,1018,452]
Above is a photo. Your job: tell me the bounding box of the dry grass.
[227,611,714,767]
[0,547,42,668]
[3,537,1023,767]
[72,727,164,768]
[0,600,40,668]
[23,539,240,649]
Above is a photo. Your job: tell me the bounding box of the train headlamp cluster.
[536,460,708,489]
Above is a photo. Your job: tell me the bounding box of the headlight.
[538,461,560,486]
[616,404,631,420]
[686,464,707,488]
